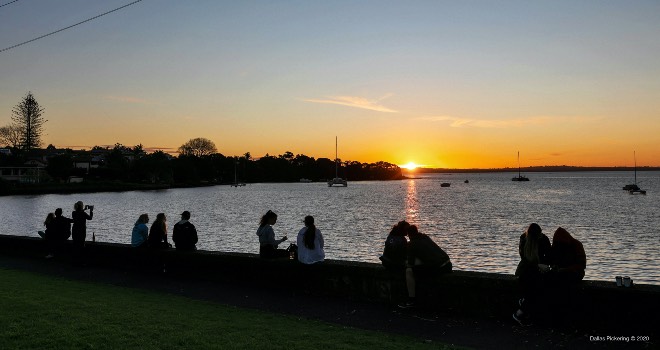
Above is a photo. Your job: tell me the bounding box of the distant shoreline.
[414,166,660,174]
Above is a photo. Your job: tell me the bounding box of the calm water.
[2,171,659,285]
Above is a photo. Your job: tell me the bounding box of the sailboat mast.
[634,151,637,185]
[335,136,338,178]
[518,151,521,177]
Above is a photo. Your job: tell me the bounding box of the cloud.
[418,115,601,128]
[303,94,397,113]
[104,95,149,104]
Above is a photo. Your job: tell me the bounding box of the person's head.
[525,223,542,238]
[181,211,191,220]
[303,215,316,249]
[260,210,277,227]
[74,201,84,211]
[407,225,421,238]
[523,223,543,263]
[44,212,55,225]
[138,213,149,224]
[553,227,574,245]
[54,208,63,217]
[389,220,410,237]
[156,213,166,222]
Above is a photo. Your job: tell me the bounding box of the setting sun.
[400,162,419,170]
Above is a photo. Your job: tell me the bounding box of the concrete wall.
[1,234,657,333]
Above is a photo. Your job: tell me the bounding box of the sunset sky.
[1,1,659,168]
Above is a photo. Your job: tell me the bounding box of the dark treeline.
[0,145,403,188]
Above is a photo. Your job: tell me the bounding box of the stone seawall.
[1,234,657,333]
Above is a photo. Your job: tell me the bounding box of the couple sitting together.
[256,210,324,265]
[380,220,452,309]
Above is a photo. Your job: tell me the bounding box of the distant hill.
[415,166,660,173]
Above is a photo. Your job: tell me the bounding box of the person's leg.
[405,267,416,298]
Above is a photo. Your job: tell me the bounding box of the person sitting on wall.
[296,215,325,265]
[380,220,410,271]
[398,225,452,309]
[173,211,198,251]
[148,213,171,249]
[131,214,149,248]
[41,213,56,258]
[50,208,74,258]
[548,227,586,283]
[256,210,288,258]
[513,223,552,326]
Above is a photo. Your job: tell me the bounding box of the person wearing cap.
[173,211,198,251]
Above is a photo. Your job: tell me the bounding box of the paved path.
[0,255,653,349]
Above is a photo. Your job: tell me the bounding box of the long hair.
[137,213,149,225]
[44,213,55,226]
[303,215,316,249]
[259,210,277,228]
[151,213,167,233]
[523,223,542,264]
[74,201,84,211]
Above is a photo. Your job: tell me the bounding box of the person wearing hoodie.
[549,227,586,283]
[173,211,198,251]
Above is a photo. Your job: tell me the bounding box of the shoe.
[512,312,530,326]
[397,301,415,309]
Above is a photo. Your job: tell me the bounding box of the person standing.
[71,201,93,265]
[256,210,288,258]
[173,211,198,251]
[398,225,452,309]
[296,216,325,265]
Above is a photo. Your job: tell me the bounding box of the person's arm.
[87,208,93,220]
[191,224,198,245]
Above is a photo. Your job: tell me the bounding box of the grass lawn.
[0,268,457,350]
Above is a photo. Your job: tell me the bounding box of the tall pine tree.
[12,91,46,150]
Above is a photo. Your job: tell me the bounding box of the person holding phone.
[256,210,288,258]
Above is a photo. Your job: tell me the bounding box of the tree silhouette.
[177,137,217,157]
[0,124,22,148]
[11,92,47,150]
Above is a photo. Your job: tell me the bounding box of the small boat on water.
[464,179,469,183]
[230,160,246,187]
[624,151,646,195]
[441,183,451,187]
[512,151,529,181]
[328,137,348,187]
[299,178,312,183]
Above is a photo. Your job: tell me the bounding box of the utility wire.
[0,0,20,8]
[1,0,143,53]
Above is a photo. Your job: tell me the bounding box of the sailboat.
[230,160,245,187]
[511,151,529,181]
[623,152,646,194]
[328,137,348,187]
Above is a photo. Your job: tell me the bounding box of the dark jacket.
[515,232,552,277]
[71,210,92,242]
[380,234,408,269]
[147,221,168,248]
[53,216,73,240]
[173,220,198,251]
[407,234,451,267]
[550,227,586,280]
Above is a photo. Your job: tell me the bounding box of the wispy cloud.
[417,115,601,128]
[303,94,397,113]
[104,95,149,104]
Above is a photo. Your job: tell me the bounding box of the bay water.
[2,171,658,285]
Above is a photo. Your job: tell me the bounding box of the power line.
[0,0,143,54]
[0,0,20,8]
